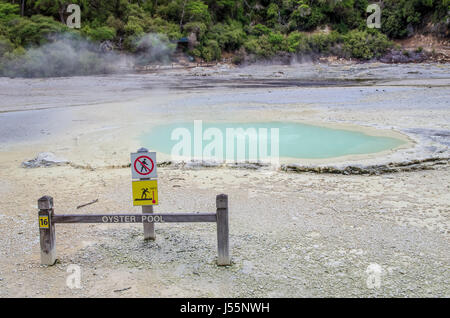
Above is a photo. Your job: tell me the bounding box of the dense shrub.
[0,1,19,23]
[201,39,221,61]
[0,34,13,55]
[207,21,246,51]
[82,26,116,42]
[184,21,207,39]
[343,30,392,59]
[146,17,181,40]
[8,14,68,46]
[381,0,448,38]
[185,0,211,24]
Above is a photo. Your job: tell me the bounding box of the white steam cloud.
[0,33,176,78]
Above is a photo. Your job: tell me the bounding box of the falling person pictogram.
[136,187,156,203]
[141,188,149,199]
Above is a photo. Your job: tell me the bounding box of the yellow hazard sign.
[132,180,158,206]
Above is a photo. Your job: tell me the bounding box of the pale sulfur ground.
[0,164,448,297]
[0,63,449,297]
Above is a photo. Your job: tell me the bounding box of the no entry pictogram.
[131,151,157,179]
[134,155,154,175]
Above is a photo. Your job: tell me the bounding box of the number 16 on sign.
[39,216,49,228]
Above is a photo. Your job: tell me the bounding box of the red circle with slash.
[134,155,154,176]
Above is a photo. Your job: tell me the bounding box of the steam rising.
[0,33,176,78]
[134,34,176,66]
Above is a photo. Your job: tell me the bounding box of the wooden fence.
[38,194,230,266]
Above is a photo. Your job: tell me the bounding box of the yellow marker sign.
[132,180,158,206]
[39,216,49,228]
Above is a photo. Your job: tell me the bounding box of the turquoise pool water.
[141,122,405,161]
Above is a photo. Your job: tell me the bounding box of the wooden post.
[38,196,56,265]
[216,194,230,265]
[142,205,155,240]
[138,147,156,240]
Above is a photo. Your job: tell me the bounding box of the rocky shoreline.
[282,157,450,175]
[22,156,449,177]
[137,47,449,75]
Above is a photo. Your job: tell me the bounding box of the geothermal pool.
[141,122,406,161]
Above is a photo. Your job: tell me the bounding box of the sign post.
[216,194,230,265]
[38,196,56,265]
[131,147,157,240]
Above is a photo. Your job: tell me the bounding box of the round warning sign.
[130,151,157,179]
[133,155,154,176]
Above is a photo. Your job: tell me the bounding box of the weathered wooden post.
[38,196,56,265]
[216,194,230,265]
[138,147,156,240]
[142,205,155,240]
